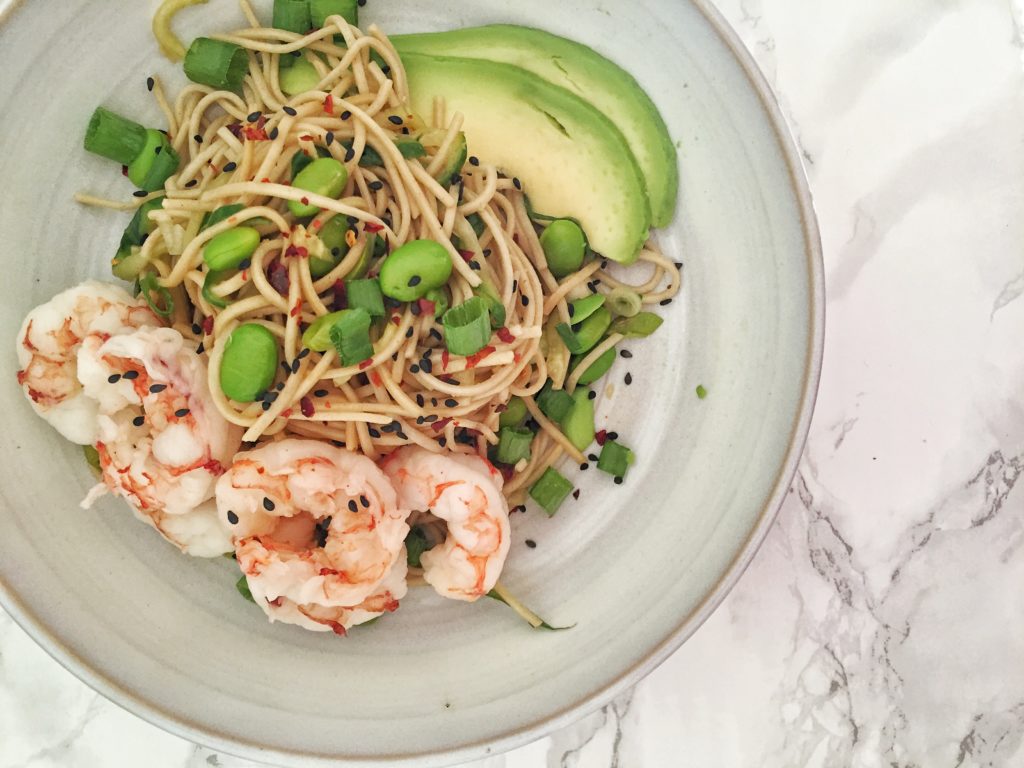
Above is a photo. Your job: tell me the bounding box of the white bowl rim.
[0,0,825,764]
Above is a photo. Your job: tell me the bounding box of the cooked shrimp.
[217,439,411,626]
[15,281,157,444]
[381,446,510,602]
[243,554,408,635]
[78,326,242,557]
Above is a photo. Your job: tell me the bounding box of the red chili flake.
[417,298,435,316]
[390,314,401,326]
[203,459,225,476]
[312,219,322,229]
[121,165,128,177]
[267,260,290,295]
[202,316,214,336]
[281,408,293,418]
[513,352,522,363]
[458,249,474,262]
[323,94,334,114]
[260,177,272,183]
[295,246,308,258]
[290,298,303,317]
[498,464,514,482]
[369,371,383,387]
[494,403,508,414]
[496,327,515,344]
[359,359,374,370]
[431,417,453,433]
[300,397,315,418]
[595,429,608,446]
[332,280,347,311]
[300,196,310,206]
[299,135,315,142]
[364,222,384,233]
[441,350,450,371]
[465,345,496,369]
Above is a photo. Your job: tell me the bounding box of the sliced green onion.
[487,582,572,631]
[610,312,663,338]
[236,575,256,603]
[561,387,595,451]
[309,0,358,27]
[696,384,708,399]
[201,203,245,231]
[396,140,426,159]
[127,129,179,192]
[496,427,533,465]
[569,294,605,324]
[139,272,173,318]
[273,0,312,33]
[597,440,635,479]
[607,287,642,317]
[556,306,612,355]
[125,196,164,243]
[347,278,385,317]
[112,242,148,281]
[529,467,573,516]
[499,396,527,428]
[202,269,231,308]
[279,57,321,95]
[473,280,506,328]
[83,445,101,475]
[302,310,346,351]
[329,307,373,365]
[184,38,248,93]
[442,297,490,356]
[536,384,574,422]
[405,526,431,568]
[83,107,147,165]
[571,345,616,387]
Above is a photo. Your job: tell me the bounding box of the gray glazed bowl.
[0,0,823,764]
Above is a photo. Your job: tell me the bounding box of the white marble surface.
[4,0,1024,766]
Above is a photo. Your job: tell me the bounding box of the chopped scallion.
[273,0,312,34]
[609,311,663,338]
[309,0,358,27]
[202,269,230,308]
[473,280,506,328]
[529,467,573,516]
[346,278,385,317]
[138,272,174,318]
[127,129,179,192]
[536,384,574,422]
[597,440,634,479]
[184,38,248,93]
[442,297,490,356]
[496,427,533,465]
[329,307,373,365]
[405,526,431,568]
[84,107,147,165]
[236,575,255,603]
[201,203,245,231]
[498,396,527,428]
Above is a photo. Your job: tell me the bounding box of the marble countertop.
[4,0,1024,766]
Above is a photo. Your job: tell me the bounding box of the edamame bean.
[203,226,260,270]
[220,323,278,402]
[310,216,350,277]
[379,239,452,301]
[499,396,528,428]
[279,59,320,95]
[540,219,586,278]
[289,157,348,217]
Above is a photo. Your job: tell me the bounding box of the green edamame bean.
[540,219,586,278]
[279,58,320,96]
[220,323,278,402]
[203,226,260,270]
[379,239,452,301]
[499,396,528,428]
[289,157,348,217]
[310,216,350,278]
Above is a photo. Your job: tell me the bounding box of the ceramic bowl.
[0,0,822,764]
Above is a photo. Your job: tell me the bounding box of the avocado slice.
[401,53,649,264]
[394,25,678,227]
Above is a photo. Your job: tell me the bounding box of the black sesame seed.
[429,328,443,342]
[360,495,370,508]
[620,350,633,359]
[368,428,381,438]
[281,361,292,374]
[408,275,422,287]
[404,327,414,339]
[369,180,384,191]
[194,134,204,144]
[674,261,683,269]
[419,358,433,374]
[297,347,311,360]
[227,511,239,525]
[223,161,238,173]
[133,190,148,198]
[196,343,205,354]
[266,392,279,403]
[521,296,530,306]
[263,497,275,511]
[568,304,575,318]
[191,323,202,334]
[468,156,480,166]
[416,416,425,425]
[614,476,624,485]
[483,249,491,257]
[344,147,355,162]
[275,382,285,392]
[397,430,409,440]
[357,0,366,6]
[438,437,447,447]
[580,463,589,471]
[247,111,260,123]
[262,401,272,411]
[431,398,438,406]
[175,408,190,418]
[410,364,420,374]
[268,127,279,140]
[415,394,425,407]
[123,370,139,380]
[154,146,163,156]
[237,257,251,269]
[587,390,596,400]
[348,499,358,513]
[525,539,537,548]
[149,384,167,394]
[132,415,145,427]
[410,302,422,317]
[607,431,619,440]
[573,488,581,499]
[314,389,329,398]
[425,414,438,423]
[450,173,462,186]
[283,106,297,116]
[588,454,599,462]
[469,261,481,271]
[146,76,154,91]
[291,359,301,374]
[107,373,122,384]
[184,179,198,188]
[625,372,633,386]
[388,115,403,125]
[660,298,673,306]
[444,398,458,408]
[325,131,335,146]
[341,110,352,120]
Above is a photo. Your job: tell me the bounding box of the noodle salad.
[15,0,680,634]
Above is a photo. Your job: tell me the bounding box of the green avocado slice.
[394,25,678,227]
[402,53,650,264]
